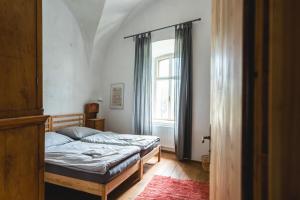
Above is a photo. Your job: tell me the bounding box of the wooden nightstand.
[86,118,105,131]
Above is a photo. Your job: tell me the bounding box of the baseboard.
[161,146,175,152]
[161,148,206,166]
[191,160,202,164]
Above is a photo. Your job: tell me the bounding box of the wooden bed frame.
[44,114,161,200]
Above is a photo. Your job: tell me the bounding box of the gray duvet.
[81,132,160,150]
[45,141,140,174]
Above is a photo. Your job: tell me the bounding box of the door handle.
[202,136,211,143]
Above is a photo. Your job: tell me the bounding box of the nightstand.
[86,118,105,131]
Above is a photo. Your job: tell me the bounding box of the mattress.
[81,132,160,152]
[45,141,140,174]
[140,140,160,157]
[46,153,140,184]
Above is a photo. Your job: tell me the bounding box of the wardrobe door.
[0,116,47,200]
[0,0,45,199]
[0,132,5,198]
[0,0,42,119]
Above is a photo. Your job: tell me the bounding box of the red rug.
[135,175,209,200]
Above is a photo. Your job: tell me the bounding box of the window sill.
[152,120,175,128]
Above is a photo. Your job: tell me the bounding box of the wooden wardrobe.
[0,0,46,200]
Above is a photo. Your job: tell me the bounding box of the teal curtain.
[133,33,152,135]
[174,23,193,160]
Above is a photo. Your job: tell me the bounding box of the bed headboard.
[45,113,85,132]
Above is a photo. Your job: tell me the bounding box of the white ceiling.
[62,0,105,58]
[61,0,150,60]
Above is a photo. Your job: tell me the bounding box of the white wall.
[43,0,102,115]
[99,0,211,161]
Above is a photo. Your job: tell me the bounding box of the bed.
[44,114,161,200]
[81,131,161,176]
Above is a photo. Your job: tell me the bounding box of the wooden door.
[210,0,244,199]
[268,1,300,199]
[253,0,300,199]
[211,0,300,199]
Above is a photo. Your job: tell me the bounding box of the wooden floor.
[45,152,209,200]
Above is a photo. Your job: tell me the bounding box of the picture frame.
[110,83,124,109]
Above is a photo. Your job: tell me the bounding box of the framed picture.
[110,83,124,109]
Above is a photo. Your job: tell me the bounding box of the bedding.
[56,126,98,139]
[81,131,160,151]
[140,141,161,157]
[45,141,140,174]
[45,132,74,148]
[46,153,140,184]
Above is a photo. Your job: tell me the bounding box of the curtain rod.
[123,18,201,39]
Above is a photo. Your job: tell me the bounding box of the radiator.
[152,124,175,152]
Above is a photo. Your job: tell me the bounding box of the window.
[153,54,175,122]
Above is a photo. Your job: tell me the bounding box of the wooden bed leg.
[139,160,144,180]
[158,146,161,162]
[101,186,107,200]
[101,195,107,200]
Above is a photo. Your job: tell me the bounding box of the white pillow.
[45,132,74,148]
[56,126,98,139]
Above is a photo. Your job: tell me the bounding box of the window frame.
[153,53,175,122]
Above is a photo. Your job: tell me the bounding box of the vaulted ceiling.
[61,0,149,60]
[62,0,105,57]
